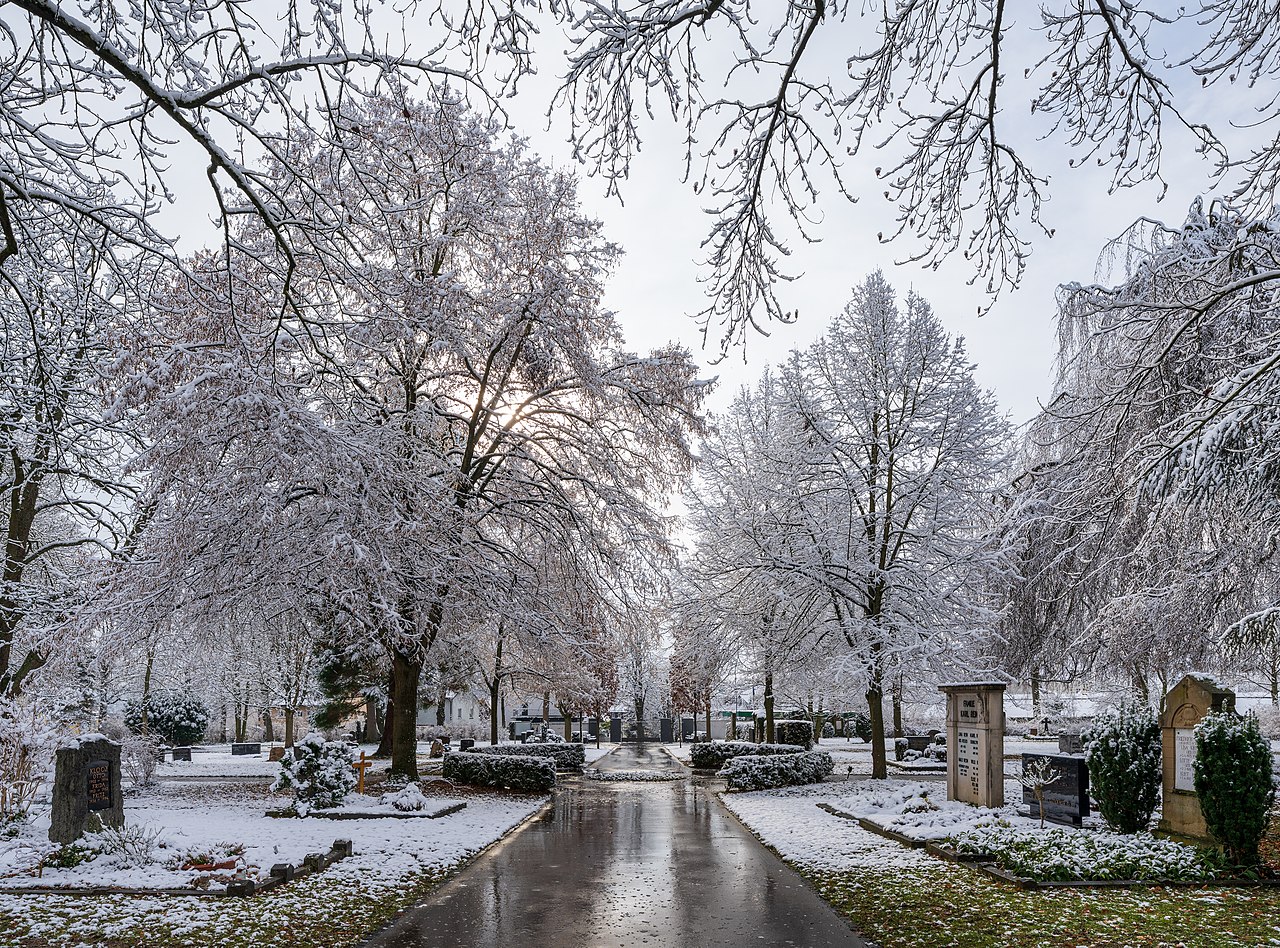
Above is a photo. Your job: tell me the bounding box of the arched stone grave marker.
[1159,673,1235,840]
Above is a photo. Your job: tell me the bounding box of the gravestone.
[1159,674,1235,840]
[681,718,695,740]
[459,738,475,752]
[939,682,1006,808]
[171,746,192,762]
[587,717,599,739]
[659,718,674,743]
[429,739,444,758]
[609,714,622,743]
[1021,753,1090,827]
[269,746,286,762]
[50,736,124,844]
[904,734,934,753]
[1057,732,1085,756]
[231,742,261,756]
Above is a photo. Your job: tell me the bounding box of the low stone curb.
[265,802,467,821]
[815,803,928,850]
[0,839,354,898]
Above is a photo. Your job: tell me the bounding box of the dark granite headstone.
[459,738,475,752]
[588,717,599,739]
[681,718,694,740]
[171,746,193,762]
[1021,753,1090,827]
[50,737,124,844]
[609,714,622,743]
[660,718,674,743]
[905,734,933,753]
[231,742,261,756]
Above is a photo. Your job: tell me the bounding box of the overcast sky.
[491,15,1240,427]
[155,9,1245,428]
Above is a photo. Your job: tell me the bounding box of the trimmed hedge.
[442,751,556,792]
[689,740,804,770]
[472,742,585,771]
[719,751,834,791]
[775,719,815,749]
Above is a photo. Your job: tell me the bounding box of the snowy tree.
[689,272,1011,776]
[558,3,1280,346]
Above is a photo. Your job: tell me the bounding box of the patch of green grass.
[0,867,452,947]
[807,863,1280,947]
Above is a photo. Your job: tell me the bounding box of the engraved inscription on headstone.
[956,728,981,802]
[1174,728,1196,793]
[86,760,112,811]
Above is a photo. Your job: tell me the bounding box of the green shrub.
[1083,700,1161,833]
[1194,712,1275,865]
[443,751,555,792]
[719,751,834,790]
[124,691,210,746]
[688,741,803,770]
[271,736,356,814]
[775,719,815,749]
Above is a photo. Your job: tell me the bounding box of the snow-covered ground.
[0,779,543,891]
[721,781,936,871]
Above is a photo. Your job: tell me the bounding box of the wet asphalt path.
[361,743,867,948]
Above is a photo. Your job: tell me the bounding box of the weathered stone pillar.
[939,682,1006,808]
[49,736,124,845]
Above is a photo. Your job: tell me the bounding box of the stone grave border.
[826,804,1280,891]
[264,802,467,820]
[0,839,353,898]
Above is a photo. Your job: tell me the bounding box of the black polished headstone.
[609,714,622,743]
[1021,753,1090,827]
[171,746,193,762]
[231,742,261,756]
[659,718,674,743]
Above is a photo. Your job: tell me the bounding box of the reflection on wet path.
[361,744,867,948]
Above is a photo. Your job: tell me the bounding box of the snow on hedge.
[470,742,585,771]
[442,751,556,792]
[720,751,834,790]
[582,768,685,782]
[689,740,803,770]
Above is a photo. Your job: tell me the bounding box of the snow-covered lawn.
[0,780,537,891]
[0,777,546,947]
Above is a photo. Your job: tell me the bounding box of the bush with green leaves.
[272,736,356,814]
[124,691,210,746]
[688,740,804,770]
[1083,700,1162,833]
[443,751,555,792]
[1194,711,1275,865]
[821,722,835,739]
[774,719,814,749]
[719,750,834,791]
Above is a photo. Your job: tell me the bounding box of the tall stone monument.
[50,735,124,845]
[939,682,1006,808]
[1159,673,1235,840]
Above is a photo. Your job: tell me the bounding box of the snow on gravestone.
[1159,673,1235,841]
[49,735,124,845]
[939,683,1005,808]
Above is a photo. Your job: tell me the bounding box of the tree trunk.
[262,710,275,743]
[764,671,775,744]
[705,697,712,742]
[1030,669,1042,725]
[1271,663,1278,707]
[140,649,155,735]
[867,675,887,779]
[634,697,645,743]
[560,704,573,740]
[284,708,296,747]
[489,676,502,745]
[436,682,447,727]
[390,651,421,779]
[365,697,382,743]
[891,676,903,738]
[541,691,550,724]
[375,668,396,758]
